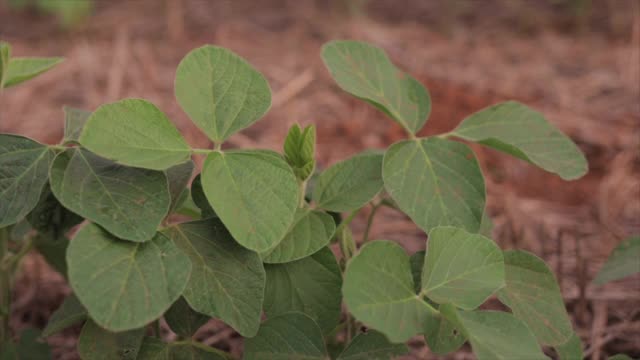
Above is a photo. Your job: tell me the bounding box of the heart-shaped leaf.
[80,99,192,170]
[62,106,91,144]
[593,235,640,285]
[42,294,87,337]
[0,135,54,227]
[343,240,438,342]
[261,209,335,263]
[162,219,265,337]
[175,45,271,143]
[421,226,504,310]
[3,57,63,88]
[382,138,485,233]
[321,40,430,135]
[497,250,573,345]
[201,150,298,252]
[164,297,209,338]
[264,247,342,334]
[77,321,145,360]
[49,149,170,242]
[244,313,328,360]
[67,223,191,331]
[337,330,408,360]
[313,151,384,212]
[452,101,588,180]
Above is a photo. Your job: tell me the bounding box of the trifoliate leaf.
[175,45,271,143]
[77,321,145,360]
[337,330,408,360]
[42,294,87,337]
[79,99,192,170]
[3,57,63,88]
[593,236,640,285]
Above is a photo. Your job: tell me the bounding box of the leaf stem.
[297,179,308,208]
[191,148,214,155]
[362,202,383,243]
[435,131,453,139]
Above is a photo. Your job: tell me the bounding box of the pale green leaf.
[137,337,227,360]
[77,321,145,360]
[441,307,548,360]
[49,149,170,242]
[497,250,573,345]
[79,99,192,170]
[313,151,384,212]
[42,294,87,337]
[3,57,63,88]
[421,226,504,310]
[264,247,342,334]
[593,236,640,285]
[321,40,430,135]
[202,150,298,252]
[478,211,493,237]
[337,330,408,360]
[165,160,194,213]
[164,297,209,338]
[67,223,191,331]
[0,134,54,227]
[175,45,271,143]
[343,240,437,342]
[284,124,316,181]
[382,138,485,233]
[0,42,10,88]
[244,312,328,360]
[423,305,466,355]
[452,101,588,180]
[62,106,91,144]
[554,332,584,360]
[261,209,335,263]
[162,219,265,337]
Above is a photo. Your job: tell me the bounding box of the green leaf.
[261,209,335,263]
[497,250,573,345]
[593,236,640,285]
[337,330,408,360]
[79,99,192,170]
[162,219,265,337]
[421,226,504,310]
[0,42,10,88]
[137,337,227,360]
[343,240,437,342]
[382,138,486,233]
[409,250,426,294]
[0,135,54,227]
[441,307,548,360]
[77,321,145,360]
[164,297,209,338]
[201,150,298,252]
[313,151,384,212]
[321,40,430,135]
[49,149,170,242]
[244,312,328,360]
[554,332,584,360]
[264,247,342,334]
[423,305,466,355]
[27,183,83,236]
[2,57,63,88]
[34,234,70,277]
[478,211,493,237]
[165,160,194,214]
[284,124,316,181]
[175,45,272,143]
[62,106,91,144]
[452,101,588,180]
[2,329,51,360]
[67,223,191,331]
[190,174,216,218]
[42,293,87,337]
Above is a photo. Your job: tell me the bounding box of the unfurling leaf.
[284,123,316,181]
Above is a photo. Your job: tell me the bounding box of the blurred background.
[0,0,639,358]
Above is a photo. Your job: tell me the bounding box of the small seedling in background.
[0,38,632,360]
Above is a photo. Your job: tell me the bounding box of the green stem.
[191,148,214,155]
[298,180,308,208]
[362,202,383,243]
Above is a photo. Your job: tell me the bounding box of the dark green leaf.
[382,138,485,233]
[244,313,328,360]
[175,45,271,143]
[27,183,83,236]
[452,101,588,180]
[34,234,69,277]
[337,330,408,360]
[162,219,265,337]
[497,250,573,345]
[190,175,216,218]
[79,99,192,170]
[165,160,194,214]
[593,236,640,285]
[202,150,298,252]
[321,40,430,135]
[137,337,227,360]
[284,123,316,181]
[4,329,52,360]
[410,250,426,294]
[67,223,191,331]
[0,134,54,227]
[43,294,87,337]
[164,297,209,338]
[261,209,335,263]
[77,321,144,360]
[313,151,384,212]
[62,106,91,144]
[49,149,170,242]
[3,57,63,88]
[264,247,342,334]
